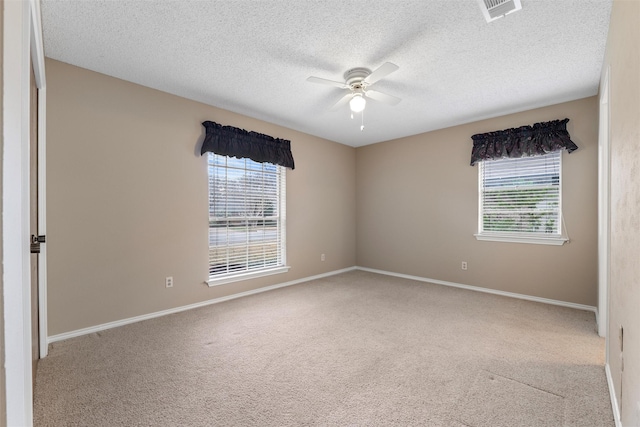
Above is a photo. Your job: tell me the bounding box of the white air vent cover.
[477,0,522,23]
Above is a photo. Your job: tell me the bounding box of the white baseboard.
[48,265,598,344]
[47,266,357,345]
[356,266,598,314]
[605,363,622,427]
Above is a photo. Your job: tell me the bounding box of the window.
[476,151,567,245]
[207,153,288,286]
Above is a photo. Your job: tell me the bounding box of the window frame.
[206,153,289,287]
[475,151,568,246]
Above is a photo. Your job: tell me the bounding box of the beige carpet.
[34,270,614,426]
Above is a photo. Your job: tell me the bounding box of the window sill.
[207,266,290,287]
[474,233,568,246]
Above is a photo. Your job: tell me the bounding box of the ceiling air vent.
[477,0,522,23]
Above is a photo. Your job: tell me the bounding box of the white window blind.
[208,153,286,283]
[478,151,564,240]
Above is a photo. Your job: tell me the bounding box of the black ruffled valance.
[470,118,578,166]
[200,121,295,169]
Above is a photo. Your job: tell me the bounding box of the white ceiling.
[40,0,613,147]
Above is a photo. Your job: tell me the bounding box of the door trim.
[38,86,47,359]
[3,1,33,424]
[598,66,610,340]
[2,0,46,424]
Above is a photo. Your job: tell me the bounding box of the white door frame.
[3,0,33,424]
[598,66,610,340]
[2,0,46,425]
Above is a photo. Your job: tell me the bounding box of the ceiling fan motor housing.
[344,67,371,87]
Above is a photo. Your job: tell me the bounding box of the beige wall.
[46,59,356,335]
[356,97,598,306]
[48,55,599,338]
[602,1,640,425]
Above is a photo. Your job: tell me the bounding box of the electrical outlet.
[461,261,468,270]
[321,254,326,262]
[165,276,173,288]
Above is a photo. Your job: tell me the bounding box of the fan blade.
[306,76,349,89]
[365,89,401,106]
[363,62,399,85]
[329,93,353,111]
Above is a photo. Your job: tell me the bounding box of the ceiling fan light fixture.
[349,94,366,113]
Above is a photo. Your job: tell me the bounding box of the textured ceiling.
[40,0,613,147]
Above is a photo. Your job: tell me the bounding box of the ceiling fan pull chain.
[361,110,365,131]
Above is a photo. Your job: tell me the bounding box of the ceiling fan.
[306,62,401,114]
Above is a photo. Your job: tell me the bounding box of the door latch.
[30,235,46,254]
